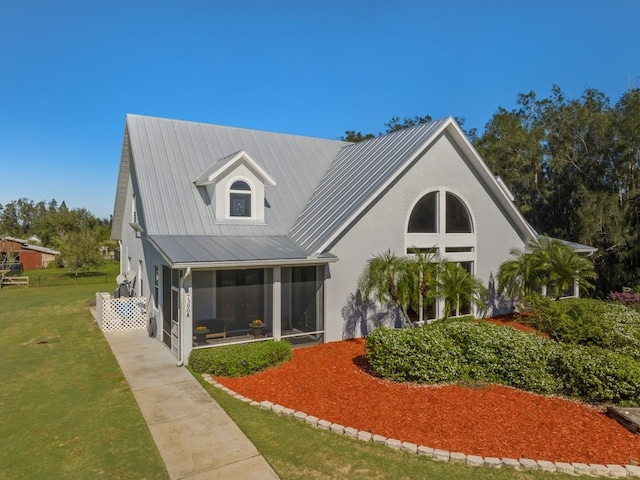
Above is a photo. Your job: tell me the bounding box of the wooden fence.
[0,276,29,287]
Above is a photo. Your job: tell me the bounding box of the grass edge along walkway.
[192,372,587,480]
[0,283,168,480]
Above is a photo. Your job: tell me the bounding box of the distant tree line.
[0,198,113,272]
[344,86,640,296]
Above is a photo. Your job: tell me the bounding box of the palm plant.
[532,238,596,299]
[406,249,440,323]
[497,237,597,303]
[497,247,542,310]
[357,249,414,328]
[438,262,487,318]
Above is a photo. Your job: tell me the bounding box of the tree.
[340,114,440,143]
[438,262,487,318]
[340,130,375,143]
[384,115,433,133]
[357,250,414,328]
[54,230,104,274]
[498,238,596,303]
[528,237,596,300]
[474,85,640,294]
[497,247,542,310]
[406,250,440,323]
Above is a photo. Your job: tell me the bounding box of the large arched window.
[229,180,252,217]
[407,190,474,235]
[446,192,473,233]
[408,191,437,233]
[405,189,477,320]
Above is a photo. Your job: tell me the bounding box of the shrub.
[365,326,464,383]
[366,321,561,395]
[189,340,292,377]
[552,344,640,405]
[365,319,640,406]
[608,291,640,311]
[528,296,640,360]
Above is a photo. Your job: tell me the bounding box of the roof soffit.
[111,124,132,241]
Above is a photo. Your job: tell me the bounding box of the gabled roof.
[290,117,538,253]
[193,150,276,187]
[112,114,349,240]
[113,114,540,264]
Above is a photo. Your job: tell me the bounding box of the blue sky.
[1,1,638,220]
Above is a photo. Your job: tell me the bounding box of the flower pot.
[195,331,208,345]
[251,326,263,338]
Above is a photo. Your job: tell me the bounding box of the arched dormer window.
[229,180,252,217]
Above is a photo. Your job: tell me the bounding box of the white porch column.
[272,266,282,340]
[180,269,193,364]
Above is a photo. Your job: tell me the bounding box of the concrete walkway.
[103,329,280,480]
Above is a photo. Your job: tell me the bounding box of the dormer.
[194,150,276,222]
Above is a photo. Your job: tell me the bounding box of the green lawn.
[0,280,167,479]
[0,276,599,479]
[194,375,590,480]
[20,261,120,288]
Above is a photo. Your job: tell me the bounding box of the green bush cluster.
[189,340,292,377]
[552,344,640,405]
[527,296,640,360]
[365,320,640,406]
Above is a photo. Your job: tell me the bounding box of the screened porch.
[191,265,324,348]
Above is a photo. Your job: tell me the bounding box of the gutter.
[171,256,338,270]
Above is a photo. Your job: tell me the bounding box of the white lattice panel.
[98,295,147,331]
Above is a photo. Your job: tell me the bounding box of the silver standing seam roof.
[113,114,542,265]
[290,119,451,252]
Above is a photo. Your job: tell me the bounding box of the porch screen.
[216,269,265,333]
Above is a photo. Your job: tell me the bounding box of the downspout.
[176,267,192,366]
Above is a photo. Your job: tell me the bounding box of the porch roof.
[149,234,326,266]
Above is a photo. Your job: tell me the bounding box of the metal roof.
[114,115,349,239]
[290,118,452,253]
[1,236,60,255]
[113,114,546,264]
[150,235,311,265]
[544,236,598,255]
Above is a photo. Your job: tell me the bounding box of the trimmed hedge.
[528,297,640,361]
[365,320,640,406]
[553,344,640,406]
[189,340,292,377]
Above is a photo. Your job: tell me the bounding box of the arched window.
[446,192,473,233]
[407,191,437,233]
[229,180,252,217]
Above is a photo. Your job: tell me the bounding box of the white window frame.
[405,188,476,263]
[225,177,256,220]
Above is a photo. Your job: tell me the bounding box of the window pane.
[446,193,472,233]
[230,193,251,217]
[230,180,250,191]
[408,192,437,233]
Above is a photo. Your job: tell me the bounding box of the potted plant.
[249,319,264,338]
[194,325,209,345]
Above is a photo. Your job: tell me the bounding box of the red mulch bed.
[215,320,640,465]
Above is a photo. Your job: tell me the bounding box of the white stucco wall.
[120,173,170,347]
[323,133,532,342]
